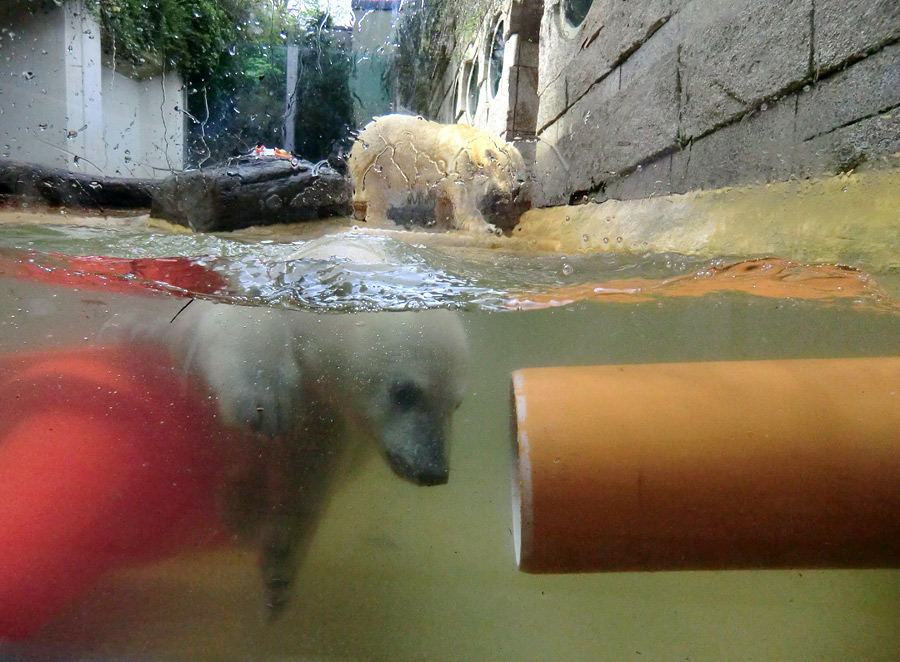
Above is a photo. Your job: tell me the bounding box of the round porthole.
[466,60,480,119]
[562,0,592,29]
[488,18,505,98]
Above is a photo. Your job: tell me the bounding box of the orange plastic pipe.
[510,357,900,573]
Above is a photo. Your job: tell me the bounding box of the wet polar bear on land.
[349,114,527,234]
[126,237,469,619]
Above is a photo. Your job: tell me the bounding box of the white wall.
[102,67,185,178]
[0,0,184,180]
[0,2,69,170]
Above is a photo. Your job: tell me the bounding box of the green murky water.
[1,217,899,661]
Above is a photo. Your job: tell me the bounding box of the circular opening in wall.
[563,0,592,29]
[466,60,480,119]
[488,18,505,98]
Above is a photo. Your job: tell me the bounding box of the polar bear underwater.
[349,114,529,234]
[122,236,469,618]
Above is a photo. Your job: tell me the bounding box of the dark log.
[151,157,352,232]
[0,161,155,209]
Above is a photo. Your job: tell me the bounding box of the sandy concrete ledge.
[512,167,900,272]
[3,168,898,275]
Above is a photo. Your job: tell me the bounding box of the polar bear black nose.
[411,465,449,486]
[386,450,449,486]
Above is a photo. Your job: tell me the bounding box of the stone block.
[619,8,680,88]
[536,75,568,132]
[814,0,900,71]
[508,0,545,41]
[559,52,679,186]
[538,0,572,96]
[796,42,900,142]
[532,120,571,206]
[538,0,672,111]
[679,0,811,140]
[674,93,796,192]
[516,36,540,69]
[563,0,673,104]
[511,65,539,134]
[603,153,675,201]
[794,111,900,176]
[538,0,606,96]
[531,0,899,202]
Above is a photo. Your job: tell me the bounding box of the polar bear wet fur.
[349,114,527,234]
[124,248,468,618]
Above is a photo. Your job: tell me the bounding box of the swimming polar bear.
[349,114,527,234]
[123,238,469,619]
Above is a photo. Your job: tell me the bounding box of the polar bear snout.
[379,388,451,486]
[386,447,449,486]
[384,423,449,485]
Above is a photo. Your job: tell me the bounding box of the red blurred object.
[0,248,230,298]
[0,344,236,640]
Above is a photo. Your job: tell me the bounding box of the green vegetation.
[194,15,353,164]
[82,0,253,82]
[69,0,353,164]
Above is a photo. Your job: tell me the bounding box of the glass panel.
[1,0,899,660]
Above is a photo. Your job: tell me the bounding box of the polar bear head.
[452,132,530,231]
[313,309,469,486]
[454,133,526,196]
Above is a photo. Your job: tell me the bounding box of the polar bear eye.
[390,381,424,411]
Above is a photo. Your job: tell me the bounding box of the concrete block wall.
[533,0,900,206]
[431,0,542,149]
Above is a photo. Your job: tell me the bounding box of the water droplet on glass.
[583,111,592,123]
[581,234,589,243]
[561,263,573,276]
[22,71,34,80]
[616,236,623,243]
[89,181,102,190]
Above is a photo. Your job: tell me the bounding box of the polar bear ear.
[484,148,498,163]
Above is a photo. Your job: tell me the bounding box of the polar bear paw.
[454,214,502,236]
